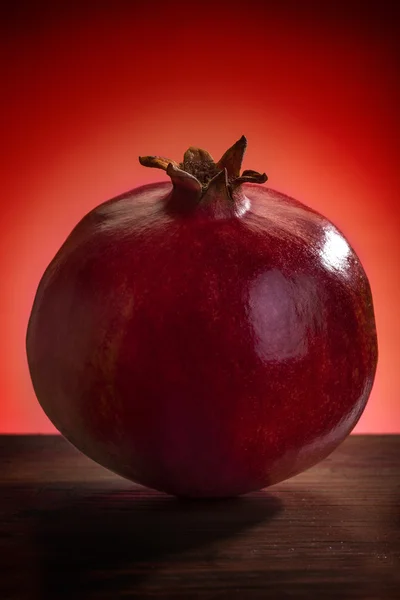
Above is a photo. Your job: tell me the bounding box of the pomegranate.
[26,137,378,498]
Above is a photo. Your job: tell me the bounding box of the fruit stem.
[139,136,267,218]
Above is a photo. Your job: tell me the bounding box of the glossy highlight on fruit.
[26,136,378,498]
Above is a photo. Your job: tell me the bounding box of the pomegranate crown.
[139,136,267,203]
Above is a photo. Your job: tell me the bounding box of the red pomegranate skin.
[26,141,378,498]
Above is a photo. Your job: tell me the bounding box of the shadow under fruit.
[26,136,378,497]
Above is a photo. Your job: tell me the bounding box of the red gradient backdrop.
[1,2,399,433]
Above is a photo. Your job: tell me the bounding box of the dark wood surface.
[0,435,399,599]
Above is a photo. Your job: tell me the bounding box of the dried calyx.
[139,136,267,217]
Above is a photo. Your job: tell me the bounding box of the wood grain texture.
[0,435,399,599]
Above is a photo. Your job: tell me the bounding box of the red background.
[1,2,399,433]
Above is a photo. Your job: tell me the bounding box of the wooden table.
[0,435,399,599]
